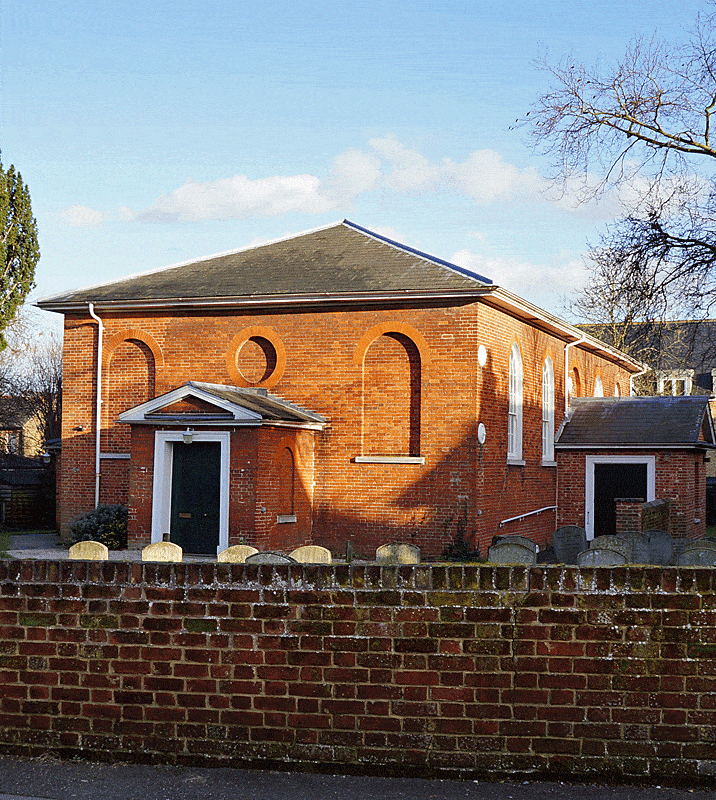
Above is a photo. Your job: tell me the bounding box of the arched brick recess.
[102,339,156,453]
[361,332,422,456]
[103,328,164,370]
[352,321,432,367]
[226,326,286,388]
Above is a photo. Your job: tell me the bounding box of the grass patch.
[0,530,10,558]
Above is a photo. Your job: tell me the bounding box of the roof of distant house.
[556,396,716,449]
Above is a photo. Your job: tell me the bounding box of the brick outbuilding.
[39,220,644,557]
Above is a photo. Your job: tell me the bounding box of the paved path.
[0,756,714,800]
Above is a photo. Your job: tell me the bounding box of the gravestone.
[289,545,332,564]
[217,544,258,563]
[493,535,537,553]
[644,530,674,566]
[375,543,421,565]
[589,535,630,561]
[68,540,109,561]
[577,548,626,567]
[245,551,297,565]
[682,538,716,552]
[142,541,183,562]
[553,526,587,564]
[677,546,716,567]
[620,530,651,564]
[488,541,536,565]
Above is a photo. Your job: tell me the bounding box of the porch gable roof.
[118,381,326,429]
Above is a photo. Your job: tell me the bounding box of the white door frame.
[151,430,231,554]
[584,454,655,540]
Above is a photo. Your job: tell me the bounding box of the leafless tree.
[0,309,61,451]
[524,7,716,355]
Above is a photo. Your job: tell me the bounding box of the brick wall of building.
[557,450,706,539]
[59,302,633,556]
[3,559,716,783]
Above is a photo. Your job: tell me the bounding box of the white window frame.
[584,454,655,540]
[508,343,523,464]
[658,370,693,396]
[151,430,231,554]
[542,357,555,465]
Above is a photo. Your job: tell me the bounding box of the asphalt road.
[0,756,715,800]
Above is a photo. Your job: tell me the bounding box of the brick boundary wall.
[2,560,716,784]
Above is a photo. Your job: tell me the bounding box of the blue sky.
[1,0,708,329]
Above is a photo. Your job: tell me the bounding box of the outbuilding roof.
[555,396,716,449]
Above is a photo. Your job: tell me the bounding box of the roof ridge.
[342,219,492,285]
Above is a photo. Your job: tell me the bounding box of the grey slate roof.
[186,382,325,425]
[37,220,492,311]
[555,396,715,448]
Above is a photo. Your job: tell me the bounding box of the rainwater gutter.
[564,334,587,413]
[88,303,103,507]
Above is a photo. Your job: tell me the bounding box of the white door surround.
[152,430,231,553]
[584,454,655,540]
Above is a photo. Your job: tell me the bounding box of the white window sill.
[276,514,297,524]
[354,455,426,465]
[507,458,525,467]
[541,459,557,467]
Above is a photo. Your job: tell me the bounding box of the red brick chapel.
[39,220,645,557]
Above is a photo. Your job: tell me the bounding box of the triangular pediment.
[118,383,263,425]
[117,381,326,429]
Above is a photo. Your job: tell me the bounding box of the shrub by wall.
[1,560,716,783]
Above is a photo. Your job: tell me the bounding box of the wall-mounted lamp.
[182,428,195,445]
[42,452,51,465]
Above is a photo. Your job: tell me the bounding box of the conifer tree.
[0,154,39,350]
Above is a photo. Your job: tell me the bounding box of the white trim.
[584,454,655,540]
[152,430,230,554]
[542,357,555,463]
[354,455,426,464]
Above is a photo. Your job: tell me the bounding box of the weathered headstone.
[217,544,258,563]
[488,541,536,565]
[553,526,587,564]
[682,538,716,552]
[577,548,626,567]
[644,530,674,566]
[68,540,109,561]
[245,551,297,565]
[677,546,716,567]
[493,535,537,553]
[375,543,420,565]
[589,535,630,561]
[620,531,651,564]
[289,545,332,564]
[141,541,183,562]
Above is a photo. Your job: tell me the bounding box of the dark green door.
[170,441,220,555]
[593,462,647,538]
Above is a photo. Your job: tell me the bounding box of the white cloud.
[61,205,106,226]
[447,150,543,202]
[137,173,334,223]
[368,136,442,191]
[324,149,381,200]
[451,248,588,317]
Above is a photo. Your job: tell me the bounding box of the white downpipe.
[88,303,103,507]
[629,365,650,396]
[564,334,586,413]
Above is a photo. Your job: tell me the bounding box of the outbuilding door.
[585,455,655,540]
[170,441,220,554]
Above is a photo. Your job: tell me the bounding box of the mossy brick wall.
[4,559,716,783]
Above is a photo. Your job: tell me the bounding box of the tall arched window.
[508,343,523,462]
[542,357,555,463]
[593,375,604,397]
